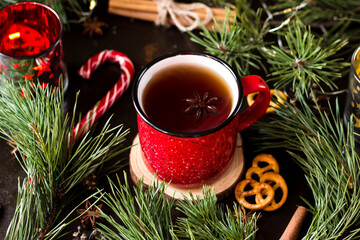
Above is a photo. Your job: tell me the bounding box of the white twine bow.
[154,0,213,32]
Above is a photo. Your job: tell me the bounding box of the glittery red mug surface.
[133,52,270,187]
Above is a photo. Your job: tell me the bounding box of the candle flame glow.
[8,32,20,40]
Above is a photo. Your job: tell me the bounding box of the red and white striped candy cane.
[69,50,134,143]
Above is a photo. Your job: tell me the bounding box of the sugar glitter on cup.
[344,46,360,141]
[0,2,68,91]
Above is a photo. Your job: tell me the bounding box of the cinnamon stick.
[108,0,235,29]
[108,8,158,23]
[109,0,158,14]
[280,206,308,240]
[109,0,231,20]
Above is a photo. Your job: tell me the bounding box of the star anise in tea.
[183,91,222,122]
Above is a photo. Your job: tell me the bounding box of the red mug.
[133,52,270,187]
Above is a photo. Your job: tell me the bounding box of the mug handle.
[237,75,271,131]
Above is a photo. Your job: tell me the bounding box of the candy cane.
[69,50,135,144]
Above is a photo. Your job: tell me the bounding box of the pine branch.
[61,119,131,194]
[0,77,129,239]
[6,177,47,239]
[269,0,360,24]
[97,173,259,240]
[261,0,360,43]
[188,4,269,76]
[174,187,259,240]
[190,1,350,96]
[263,21,349,96]
[253,91,360,239]
[96,173,176,240]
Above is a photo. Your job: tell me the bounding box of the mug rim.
[0,2,62,60]
[132,51,243,138]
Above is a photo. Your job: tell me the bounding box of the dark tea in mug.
[142,63,233,133]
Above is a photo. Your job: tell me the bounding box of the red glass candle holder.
[0,2,67,90]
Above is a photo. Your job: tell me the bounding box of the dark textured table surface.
[0,1,314,239]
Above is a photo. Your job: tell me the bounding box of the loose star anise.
[183,91,222,122]
[76,200,103,229]
[82,16,105,38]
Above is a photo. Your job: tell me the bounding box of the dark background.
[0,0,320,239]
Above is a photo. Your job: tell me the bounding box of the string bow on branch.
[154,0,213,31]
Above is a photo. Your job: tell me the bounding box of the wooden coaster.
[129,133,245,200]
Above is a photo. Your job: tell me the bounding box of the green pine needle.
[174,187,259,240]
[188,5,268,76]
[263,21,349,95]
[269,0,360,25]
[97,173,176,240]
[0,77,130,239]
[254,91,360,239]
[97,173,259,240]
